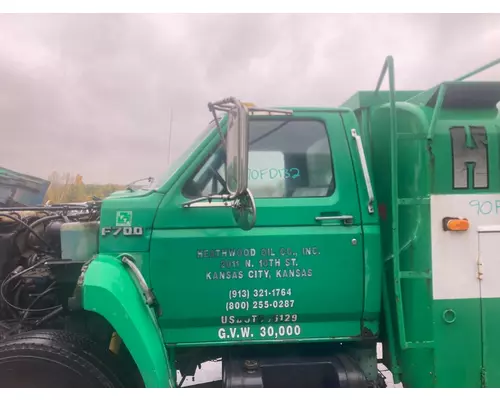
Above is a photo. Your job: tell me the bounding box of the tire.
[0,329,124,388]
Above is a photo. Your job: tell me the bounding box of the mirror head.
[208,97,249,198]
[225,102,249,196]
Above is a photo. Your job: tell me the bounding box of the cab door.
[150,111,364,345]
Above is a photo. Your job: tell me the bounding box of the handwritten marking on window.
[248,168,300,180]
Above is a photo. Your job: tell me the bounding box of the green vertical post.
[427,84,446,140]
[375,56,406,350]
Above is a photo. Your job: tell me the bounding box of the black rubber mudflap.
[333,354,370,388]
[0,329,124,388]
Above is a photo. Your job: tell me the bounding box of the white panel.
[431,194,500,300]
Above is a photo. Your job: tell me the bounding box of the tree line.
[44,171,125,204]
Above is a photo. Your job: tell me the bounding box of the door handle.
[315,215,354,225]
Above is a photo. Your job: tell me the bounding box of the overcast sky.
[0,13,499,184]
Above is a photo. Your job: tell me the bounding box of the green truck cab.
[1,56,499,388]
[83,99,382,387]
[93,100,382,387]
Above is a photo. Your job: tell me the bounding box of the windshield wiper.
[125,176,155,191]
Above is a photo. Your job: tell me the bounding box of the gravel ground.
[178,343,403,388]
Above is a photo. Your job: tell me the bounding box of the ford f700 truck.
[0,56,499,388]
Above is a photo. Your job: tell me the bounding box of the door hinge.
[481,367,486,387]
[477,256,484,280]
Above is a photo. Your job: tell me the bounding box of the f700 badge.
[101,226,144,237]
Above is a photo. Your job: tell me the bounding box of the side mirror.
[207,98,254,230]
[224,101,249,197]
[183,97,292,232]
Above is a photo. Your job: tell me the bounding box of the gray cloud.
[0,13,499,183]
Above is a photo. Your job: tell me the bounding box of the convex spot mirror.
[232,189,256,231]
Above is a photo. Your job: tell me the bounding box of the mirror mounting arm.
[182,194,235,209]
[208,97,242,141]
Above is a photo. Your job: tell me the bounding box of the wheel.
[0,329,124,388]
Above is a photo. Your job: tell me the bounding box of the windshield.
[151,118,220,189]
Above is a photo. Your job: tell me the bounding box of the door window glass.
[183,119,335,199]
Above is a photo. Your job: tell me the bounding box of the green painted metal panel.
[341,90,422,111]
[97,190,165,254]
[432,299,482,388]
[82,254,175,388]
[481,298,500,387]
[152,226,364,345]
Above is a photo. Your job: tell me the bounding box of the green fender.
[81,254,174,388]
